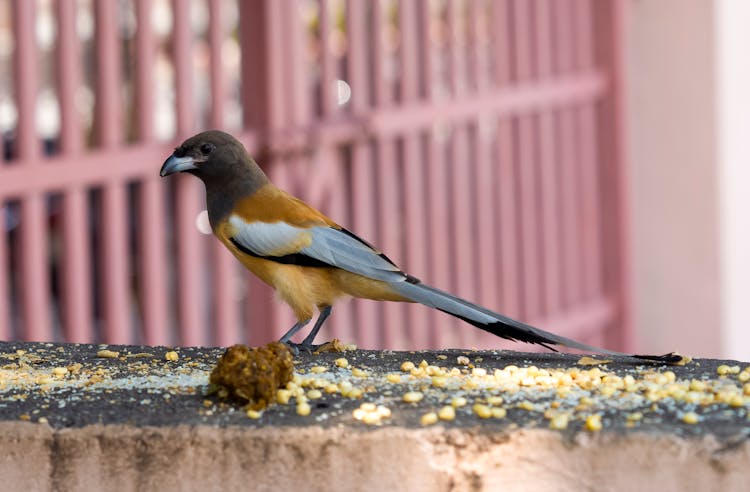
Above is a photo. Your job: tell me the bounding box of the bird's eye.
[200,143,214,155]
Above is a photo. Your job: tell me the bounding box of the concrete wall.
[628,0,750,359]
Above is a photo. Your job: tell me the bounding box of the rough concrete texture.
[1,341,750,491]
[2,424,750,491]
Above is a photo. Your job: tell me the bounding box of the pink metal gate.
[0,0,632,351]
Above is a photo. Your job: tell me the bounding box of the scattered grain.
[421,412,438,426]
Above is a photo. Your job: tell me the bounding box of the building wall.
[628,0,750,359]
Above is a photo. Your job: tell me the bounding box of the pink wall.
[629,0,750,359]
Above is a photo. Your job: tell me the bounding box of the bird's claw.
[283,341,323,356]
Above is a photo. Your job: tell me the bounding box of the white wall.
[628,0,750,359]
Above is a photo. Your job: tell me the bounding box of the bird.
[160,130,678,364]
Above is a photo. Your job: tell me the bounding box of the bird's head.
[160,130,266,186]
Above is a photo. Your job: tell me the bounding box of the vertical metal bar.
[206,0,240,346]
[552,0,574,74]
[593,0,633,351]
[551,0,581,310]
[319,151,356,343]
[515,115,540,321]
[420,0,458,347]
[19,196,50,341]
[577,105,603,299]
[247,0,286,131]
[446,0,468,95]
[12,0,40,161]
[134,0,170,346]
[574,0,602,301]
[534,0,561,317]
[397,0,430,347]
[56,0,92,342]
[399,1,418,102]
[496,119,521,319]
[534,0,552,76]
[371,0,388,109]
[445,0,460,94]
[94,1,123,148]
[472,124,499,328]
[449,128,477,331]
[95,0,130,344]
[207,0,226,128]
[238,0,277,345]
[59,191,91,342]
[445,0,477,347]
[401,132,429,347]
[56,0,83,156]
[537,110,561,315]
[510,0,540,321]
[425,137,460,346]
[468,0,499,347]
[466,0,486,93]
[470,0,499,343]
[101,184,130,344]
[575,0,595,70]
[350,143,381,347]
[376,141,405,348]
[318,0,335,116]
[239,0,266,130]
[138,179,170,345]
[470,125,500,348]
[557,108,583,308]
[490,0,521,328]
[510,0,532,83]
[346,0,380,348]
[209,250,239,346]
[467,0,499,347]
[173,0,198,135]
[491,0,512,87]
[283,0,311,127]
[13,0,50,341]
[172,0,207,346]
[134,0,155,140]
[371,1,405,348]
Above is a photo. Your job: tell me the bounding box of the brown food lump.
[210,343,294,410]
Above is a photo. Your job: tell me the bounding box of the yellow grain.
[585,414,603,432]
[682,412,699,424]
[438,406,456,421]
[403,391,424,403]
[473,404,492,419]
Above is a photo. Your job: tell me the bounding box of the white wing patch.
[228,216,312,257]
[228,215,406,282]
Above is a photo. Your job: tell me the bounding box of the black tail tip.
[631,352,687,365]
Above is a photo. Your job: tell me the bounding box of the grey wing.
[302,227,408,282]
[227,215,407,283]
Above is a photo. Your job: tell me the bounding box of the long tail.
[390,279,680,364]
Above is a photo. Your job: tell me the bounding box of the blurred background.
[0,0,747,359]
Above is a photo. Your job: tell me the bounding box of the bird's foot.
[283,341,323,356]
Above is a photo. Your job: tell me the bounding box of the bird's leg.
[278,318,311,344]
[300,306,333,347]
